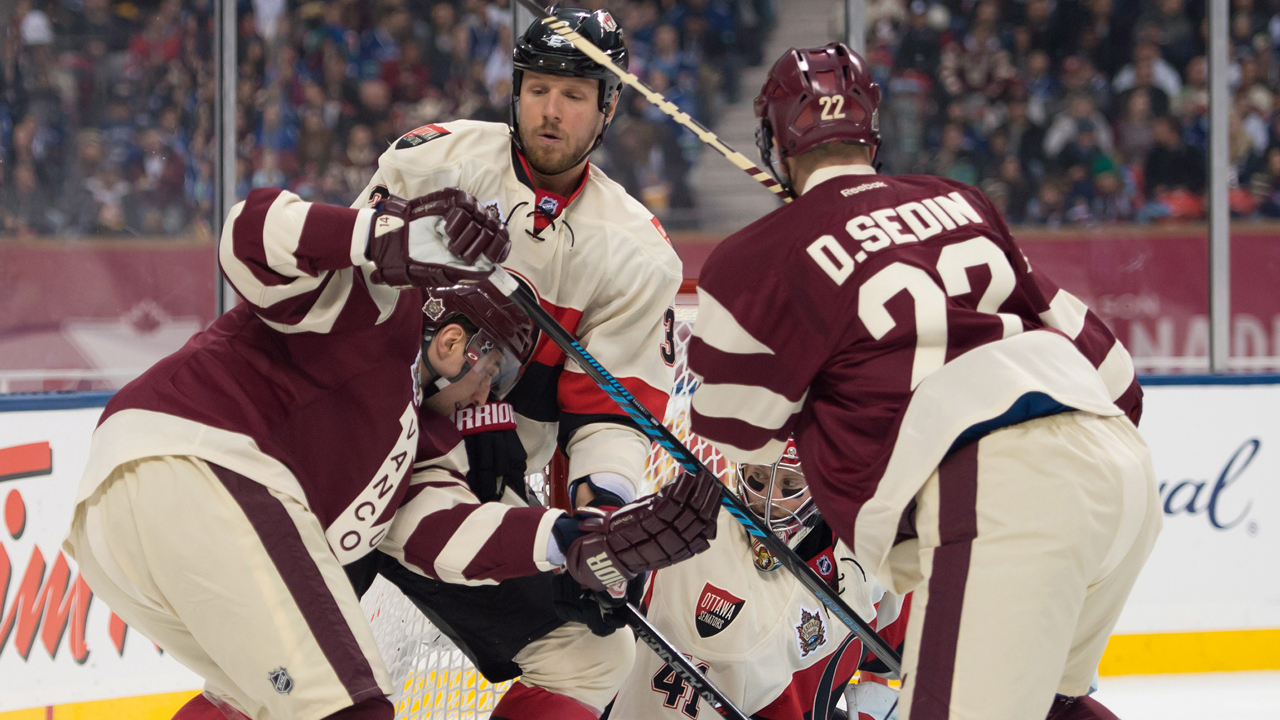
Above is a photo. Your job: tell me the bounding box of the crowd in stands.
[11,0,1280,235]
[0,0,775,237]
[868,0,1280,225]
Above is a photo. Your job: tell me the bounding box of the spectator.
[1112,41,1181,100]
[1026,175,1068,227]
[931,122,980,185]
[1115,89,1158,165]
[1091,170,1136,222]
[298,108,334,170]
[359,2,410,79]
[339,124,379,198]
[1044,93,1114,163]
[997,155,1035,223]
[940,17,1016,102]
[1139,0,1197,72]
[251,148,286,189]
[895,1,942,76]
[85,163,131,234]
[1145,115,1206,197]
[1178,55,1210,118]
[1112,56,1172,119]
[1023,49,1057,125]
[1249,146,1280,217]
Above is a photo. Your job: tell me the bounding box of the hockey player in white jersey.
[610,440,905,720]
[347,7,694,720]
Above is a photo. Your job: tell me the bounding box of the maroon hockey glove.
[367,188,510,288]
[562,467,721,598]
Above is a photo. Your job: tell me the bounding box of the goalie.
[609,440,905,720]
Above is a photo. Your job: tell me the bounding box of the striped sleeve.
[978,194,1143,423]
[380,444,564,585]
[687,261,832,466]
[218,188,376,333]
[1032,275,1142,422]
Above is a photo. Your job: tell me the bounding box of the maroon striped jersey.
[77,188,562,582]
[687,165,1140,574]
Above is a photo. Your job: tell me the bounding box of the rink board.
[0,381,1278,715]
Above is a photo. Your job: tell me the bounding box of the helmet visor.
[433,329,526,400]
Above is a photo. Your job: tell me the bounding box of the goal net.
[362,292,731,719]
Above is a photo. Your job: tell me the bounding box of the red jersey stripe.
[558,371,669,419]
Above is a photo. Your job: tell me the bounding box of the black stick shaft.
[619,604,749,720]
[490,268,903,676]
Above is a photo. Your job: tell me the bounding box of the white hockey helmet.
[735,437,821,549]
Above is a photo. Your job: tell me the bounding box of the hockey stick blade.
[488,267,903,677]
[512,0,790,204]
[619,603,750,720]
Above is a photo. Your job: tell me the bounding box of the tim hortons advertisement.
[0,406,199,712]
[1115,383,1280,635]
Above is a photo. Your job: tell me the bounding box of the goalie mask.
[421,281,538,401]
[511,5,628,161]
[736,438,821,549]
[754,42,882,197]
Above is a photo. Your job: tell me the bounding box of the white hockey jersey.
[354,120,683,497]
[611,512,900,720]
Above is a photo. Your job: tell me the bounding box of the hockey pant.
[64,456,393,720]
[884,412,1161,720]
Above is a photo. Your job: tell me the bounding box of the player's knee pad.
[1047,694,1120,720]
[171,693,250,720]
[322,696,395,720]
[492,681,599,720]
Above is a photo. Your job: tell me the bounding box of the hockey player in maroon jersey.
[610,438,906,720]
[686,44,1159,720]
[61,183,720,720]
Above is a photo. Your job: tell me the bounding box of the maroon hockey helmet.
[420,280,538,400]
[754,43,882,195]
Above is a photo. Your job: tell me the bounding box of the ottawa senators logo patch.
[750,538,781,572]
[796,608,827,657]
[395,124,451,149]
[695,583,745,638]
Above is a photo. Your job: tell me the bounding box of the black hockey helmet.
[511,5,628,158]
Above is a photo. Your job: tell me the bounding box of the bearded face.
[517,72,610,176]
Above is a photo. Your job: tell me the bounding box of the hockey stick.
[618,603,749,720]
[488,266,903,677]
[514,0,791,204]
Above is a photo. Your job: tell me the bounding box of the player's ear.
[427,324,470,376]
[604,89,620,125]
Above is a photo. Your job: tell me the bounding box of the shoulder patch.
[751,537,782,572]
[651,216,670,244]
[396,124,451,150]
[695,582,745,638]
[796,607,827,657]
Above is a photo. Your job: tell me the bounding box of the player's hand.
[549,573,630,637]
[366,188,510,288]
[559,466,722,598]
[455,401,527,503]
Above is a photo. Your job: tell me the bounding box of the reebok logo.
[840,182,887,197]
[695,583,745,638]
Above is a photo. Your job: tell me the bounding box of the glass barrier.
[0,0,219,393]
